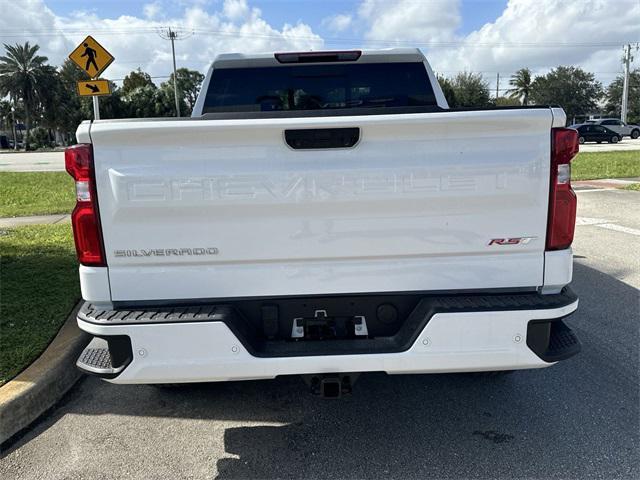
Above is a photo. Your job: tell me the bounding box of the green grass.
[572,151,640,181]
[0,172,75,218]
[0,224,80,386]
[623,183,640,191]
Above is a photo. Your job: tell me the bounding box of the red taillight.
[65,144,106,266]
[546,128,579,250]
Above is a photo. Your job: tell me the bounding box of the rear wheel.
[578,136,585,144]
[631,129,640,139]
[610,136,619,143]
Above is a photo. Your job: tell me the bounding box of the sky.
[0,0,638,92]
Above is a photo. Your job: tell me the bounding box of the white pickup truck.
[69,48,580,397]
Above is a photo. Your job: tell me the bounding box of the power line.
[0,26,636,50]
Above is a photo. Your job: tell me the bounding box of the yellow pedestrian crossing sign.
[69,36,114,78]
[77,79,111,97]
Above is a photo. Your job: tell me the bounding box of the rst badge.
[488,237,536,246]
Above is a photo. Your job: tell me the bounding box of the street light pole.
[10,106,17,150]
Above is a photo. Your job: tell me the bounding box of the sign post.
[92,96,100,120]
[68,36,115,120]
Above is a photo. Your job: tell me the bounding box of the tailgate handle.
[285,128,359,150]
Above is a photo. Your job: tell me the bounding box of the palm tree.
[0,42,52,150]
[506,68,533,106]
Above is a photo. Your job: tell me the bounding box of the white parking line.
[576,217,640,236]
[576,217,610,225]
[596,223,640,237]
[575,188,617,193]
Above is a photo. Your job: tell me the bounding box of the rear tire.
[578,136,585,144]
[610,136,619,143]
[631,129,640,139]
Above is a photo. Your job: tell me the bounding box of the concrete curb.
[0,302,89,444]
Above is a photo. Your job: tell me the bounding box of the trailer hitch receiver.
[303,373,360,398]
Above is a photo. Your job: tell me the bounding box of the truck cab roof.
[211,48,426,69]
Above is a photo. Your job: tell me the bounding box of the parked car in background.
[573,124,621,144]
[585,118,640,138]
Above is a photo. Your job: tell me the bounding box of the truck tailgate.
[89,109,553,301]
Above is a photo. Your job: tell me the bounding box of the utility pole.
[621,44,631,123]
[169,28,180,118]
[496,72,500,99]
[620,43,638,123]
[158,27,192,118]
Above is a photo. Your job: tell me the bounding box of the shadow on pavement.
[3,263,639,479]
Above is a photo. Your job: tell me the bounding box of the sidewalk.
[573,177,640,190]
[0,151,65,172]
[0,214,70,228]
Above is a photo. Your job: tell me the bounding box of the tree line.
[0,41,638,150]
[438,67,639,125]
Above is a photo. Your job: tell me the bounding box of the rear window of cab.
[202,62,437,114]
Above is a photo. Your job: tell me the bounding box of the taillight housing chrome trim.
[65,144,107,266]
[546,128,579,251]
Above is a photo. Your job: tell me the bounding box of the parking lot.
[0,187,637,479]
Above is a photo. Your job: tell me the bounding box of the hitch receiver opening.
[303,373,359,398]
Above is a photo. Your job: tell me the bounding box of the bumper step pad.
[526,319,581,363]
[546,321,581,361]
[76,337,132,378]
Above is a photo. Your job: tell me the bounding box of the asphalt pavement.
[0,189,638,480]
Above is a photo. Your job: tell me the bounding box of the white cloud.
[0,0,324,83]
[321,14,352,33]
[428,0,640,84]
[358,0,461,44]
[2,0,637,91]
[143,2,162,20]
[0,0,69,64]
[222,0,251,21]
[356,0,640,86]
